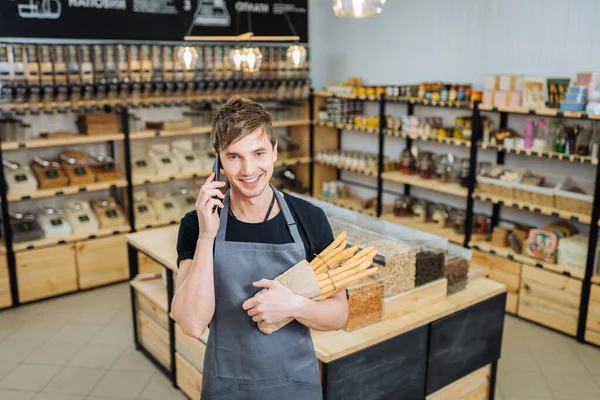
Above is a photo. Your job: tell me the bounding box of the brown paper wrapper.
[255,259,322,335]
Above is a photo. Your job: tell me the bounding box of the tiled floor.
[1,284,600,399]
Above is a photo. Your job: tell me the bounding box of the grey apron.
[201,186,322,400]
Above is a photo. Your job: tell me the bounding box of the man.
[172,96,348,399]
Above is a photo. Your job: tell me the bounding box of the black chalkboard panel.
[425,293,506,395]
[324,325,428,400]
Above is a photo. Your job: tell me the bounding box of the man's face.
[219,128,277,199]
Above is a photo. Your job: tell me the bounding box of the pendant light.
[176,46,199,70]
[287,45,307,69]
[229,48,245,71]
[242,47,262,73]
[333,0,386,18]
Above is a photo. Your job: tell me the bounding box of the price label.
[78,215,90,222]
[51,218,63,226]
[15,174,28,182]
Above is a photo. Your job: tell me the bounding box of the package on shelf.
[477,165,522,199]
[149,193,183,224]
[513,173,557,208]
[183,109,213,127]
[37,206,72,239]
[557,234,600,271]
[555,176,594,215]
[88,153,121,182]
[145,119,193,131]
[0,117,32,143]
[171,139,212,174]
[59,150,96,185]
[3,160,38,194]
[91,198,127,229]
[148,143,181,177]
[524,221,577,263]
[172,187,198,212]
[344,277,384,332]
[77,113,120,136]
[444,244,471,295]
[3,212,44,243]
[132,189,160,227]
[132,157,154,181]
[31,157,69,189]
[64,200,99,235]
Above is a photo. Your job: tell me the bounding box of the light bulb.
[229,48,244,71]
[286,45,307,68]
[176,46,199,70]
[332,0,385,18]
[242,47,262,73]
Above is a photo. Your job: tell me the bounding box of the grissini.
[310,231,347,267]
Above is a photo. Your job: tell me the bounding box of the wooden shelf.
[313,91,380,101]
[385,129,471,147]
[12,225,131,253]
[381,213,473,245]
[314,120,380,134]
[318,196,377,217]
[470,240,585,280]
[480,142,598,165]
[387,96,472,109]
[592,275,600,285]
[274,156,312,168]
[1,133,125,150]
[314,160,378,177]
[136,220,179,232]
[133,170,212,186]
[130,278,168,314]
[7,180,128,202]
[478,103,600,121]
[473,192,592,224]
[381,171,468,197]
[272,119,312,128]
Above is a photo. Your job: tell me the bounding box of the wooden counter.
[127,225,506,400]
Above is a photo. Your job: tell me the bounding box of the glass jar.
[452,210,467,234]
[393,195,413,217]
[477,161,492,177]
[400,148,416,175]
[413,200,429,223]
[432,205,450,228]
[473,214,491,234]
[418,152,435,179]
[436,153,454,183]
[459,158,471,188]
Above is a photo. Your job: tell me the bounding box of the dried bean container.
[415,247,445,287]
[366,238,417,297]
[343,277,384,331]
[444,245,471,295]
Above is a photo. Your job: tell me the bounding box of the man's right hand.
[196,172,226,240]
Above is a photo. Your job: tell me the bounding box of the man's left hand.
[242,279,306,325]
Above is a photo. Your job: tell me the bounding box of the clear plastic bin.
[415,246,445,287]
[444,244,472,295]
[343,277,384,332]
[364,237,417,297]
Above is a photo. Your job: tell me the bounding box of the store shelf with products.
[318,196,377,217]
[382,171,469,198]
[314,120,380,135]
[132,171,213,186]
[478,103,600,120]
[469,240,585,280]
[386,96,473,110]
[313,90,381,101]
[1,133,125,150]
[314,160,378,177]
[473,192,593,225]
[480,142,598,165]
[6,179,128,202]
[384,128,472,148]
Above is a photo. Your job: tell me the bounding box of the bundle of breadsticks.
[256,231,379,334]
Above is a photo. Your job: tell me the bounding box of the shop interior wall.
[308,0,599,235]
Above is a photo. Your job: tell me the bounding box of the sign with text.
[0,0,308,42]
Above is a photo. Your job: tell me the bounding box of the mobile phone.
[212,155,220,214]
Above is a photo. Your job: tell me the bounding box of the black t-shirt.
[176,192,334,266]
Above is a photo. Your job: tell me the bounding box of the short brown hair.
[211,96,275,152]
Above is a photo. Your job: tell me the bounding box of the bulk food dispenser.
[132,189,159,227]
[37,206,72,239]
[92,198,127,229]
[31,157,69,189]
[148,143,180,177]
[64,200,100,236]
[59,150,96,185]
[149,192,183,224]
[5,212,44,243]
[88,152,120,182]
[3,160,38,195]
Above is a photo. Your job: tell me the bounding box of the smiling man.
[172,97,348,399]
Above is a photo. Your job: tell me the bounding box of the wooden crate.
[75,234,129,290]
[138,252,164,275]
[586,284,600,335]
[0,256,11,309]
[16,244,78,303]
[137,310,171,370]
[518,265,581,336]
[472,250,522,314]
[427,364,490,400]
[175,323,206,374]
[176,352,202,400]
[136,287,169,331]
[506,292,519,315]
[383,278,448,320]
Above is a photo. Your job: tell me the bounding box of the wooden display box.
[586,284,600,345]
[383,278,448,320]
[176,352,202,400]
[0,257,11,309]
[518,265,581,336]
[136,287,168,331]
[427,364,491,400]
[138,253,164,275]
[137,310,171,370]
[16,244,78,303]
[472,250,522,314]
[175,323,207,374]
[75,234,129,290]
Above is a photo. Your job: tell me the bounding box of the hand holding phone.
[212,155,221,214]
[196,159,225,239]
